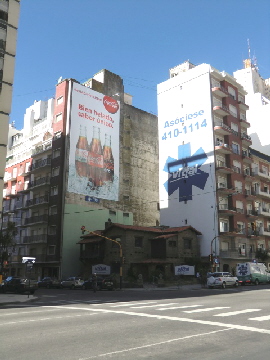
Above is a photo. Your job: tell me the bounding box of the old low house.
[78,223,201,281]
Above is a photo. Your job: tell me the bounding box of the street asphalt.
[0,283,203,305]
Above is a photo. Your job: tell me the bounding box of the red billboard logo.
[103,96,119,114]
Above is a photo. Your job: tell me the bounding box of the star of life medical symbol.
[237,265,248,276]
[163,143,209,202]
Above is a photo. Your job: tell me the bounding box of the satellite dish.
[57,76,63,84]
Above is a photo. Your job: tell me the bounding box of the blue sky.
[10,0,270,130]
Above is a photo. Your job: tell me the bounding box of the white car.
[207,272,238,289]
[60,277,84,289]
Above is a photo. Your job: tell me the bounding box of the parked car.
[38,277,61,289]
[1,276,38,294]
[207,272,239,289]
[82,276,114,291]
[60,277,84,289]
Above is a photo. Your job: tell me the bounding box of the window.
[53,149,61,158]
[55,113,63,122]
[49,206,57,215]
[220,221,228,232]
[229,104,237,117]
[232,142,240,155]
[183,238,192,250]
[48,226,57,235]
[134,237,143,248]
[228,86,236,100]
[123,213,129,217]
[57,96,63,105]
[168,240,177,247]
[52,167,60,177]
[48,246,56,255]
[51,186,58,196]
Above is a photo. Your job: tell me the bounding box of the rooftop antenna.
[247,38,251,61]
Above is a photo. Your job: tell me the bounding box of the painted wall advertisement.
[158,64,216,256]
[67,83,120,201]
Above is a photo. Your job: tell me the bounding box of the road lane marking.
[78,328,232,359]
[0,312,97,326]
[158,305,203,311]
[45,306,270,335]
[214,309,261,317]
[130,303,178,309]
[249,315,270,321]
[111,301,158,307]
[0,309,61,316]
[183,307,230,313]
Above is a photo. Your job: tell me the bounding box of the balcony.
[238,99,249,111]
[220,249,255,259]
[216,183,237,195]
[24,214,49,225]
[23,234,48,244]
[26,195,49,207]
[3,188,17,198]
[213,104,230,116]
[246,209,259,217]
[242,150,252,163]
[245,189,257,200]
[18,165,31,177]
[241,132,252,146]
[211,85,229,98]
[17,183,30,193]
[80,250,105,260]
[30,158,51,172]
[257,189,270,200]
[215,142,232,154]
[262,228,270,236]
[32,140,52,157]
[218,204,236,215]
[215,160,233,174]
[258,208,270,217]
[257,169,270,181]
[28,176,51,189]
[239,115,250,128]
[214,121,231,135]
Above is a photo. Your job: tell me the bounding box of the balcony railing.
[26,195,49,207]
[28,176,51,189]
[220,249,256,259]
[30,158,51,171]
[32,140,52,156]
[23,234,48,244]
[24,214,48,225]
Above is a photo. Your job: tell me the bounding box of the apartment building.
[0,0,20,209]
[158,61,270,272]
[234,58,270,155]
[2,69,159,279]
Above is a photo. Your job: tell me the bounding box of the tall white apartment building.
[234,59,270,155]
[0,0,20,209]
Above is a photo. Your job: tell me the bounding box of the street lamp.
[81,226,123,290]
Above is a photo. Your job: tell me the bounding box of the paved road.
[1,286,270,359]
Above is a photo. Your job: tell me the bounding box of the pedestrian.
[92,273,98,293]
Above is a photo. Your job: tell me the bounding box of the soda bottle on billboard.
[87,126,104,187]
[103,134,114,182]
[75,125,88,177]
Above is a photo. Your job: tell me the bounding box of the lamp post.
[81,226,123,290]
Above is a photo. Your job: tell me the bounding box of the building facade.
[0,0,20,209]
[158,61,270,273]
[78,223,201,282]
[234,59,270,155]
[2,69,159,279]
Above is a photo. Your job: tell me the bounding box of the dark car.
[38,277,61,289]
[1,276,38,294]
[82,276,114,291]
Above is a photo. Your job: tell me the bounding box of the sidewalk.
[0,293,38,305]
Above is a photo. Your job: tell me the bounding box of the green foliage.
[255,248,269,262]
[0,221,18,272]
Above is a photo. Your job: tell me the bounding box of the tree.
[255,248,269,263]
[0,221,18,274]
